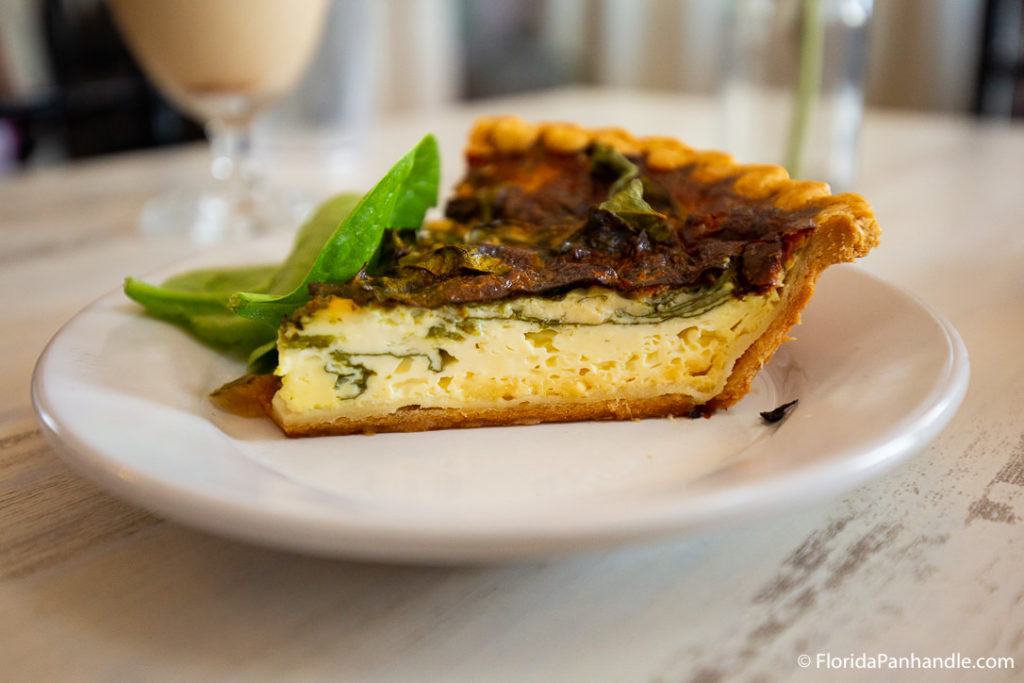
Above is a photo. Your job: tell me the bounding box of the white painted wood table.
[2,89,1022,682]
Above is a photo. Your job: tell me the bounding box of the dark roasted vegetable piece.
[760,399,799,424]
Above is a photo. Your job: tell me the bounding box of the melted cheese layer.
[273,287,783,420]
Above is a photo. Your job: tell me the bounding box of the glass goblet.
[109,0,329,243]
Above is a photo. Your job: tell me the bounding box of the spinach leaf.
[598,178,667,237]
[265,193,364,295]
[123,192,366,358]
[124,134,440,369]
[591,145,674,242]
[123,276,276,354]
[388,134,442,229]
[590,144,639,196]
[230,134,440,326]
[162,263,279,294]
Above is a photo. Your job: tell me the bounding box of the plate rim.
[30,261,970,561]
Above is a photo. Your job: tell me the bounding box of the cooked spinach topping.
[590,143,639,195]
[317,141,816,310]
[598,178,669,240]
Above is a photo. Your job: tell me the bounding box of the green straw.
[784,0,824,179]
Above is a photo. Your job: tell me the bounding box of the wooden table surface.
[2,89,1022,682]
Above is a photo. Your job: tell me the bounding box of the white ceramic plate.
[32,242,968,562]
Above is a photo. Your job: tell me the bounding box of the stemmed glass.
[109,0,329,243]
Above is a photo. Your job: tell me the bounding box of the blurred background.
[1,0,1021,176]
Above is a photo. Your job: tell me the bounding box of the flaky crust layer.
[272,395,699,437]
[269,117,880,436]
[707,198,877,410]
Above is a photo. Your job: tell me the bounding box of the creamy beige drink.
[109,0,328,122]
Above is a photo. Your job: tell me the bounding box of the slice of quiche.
[266,117,880,436]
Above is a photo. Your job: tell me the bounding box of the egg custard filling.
[273,280,782,424]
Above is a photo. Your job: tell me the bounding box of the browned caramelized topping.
[312,138,823,310]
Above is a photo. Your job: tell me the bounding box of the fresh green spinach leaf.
[161,263,279,294]
[230,134,440,326]
[265,193,363,295]
[124,135,441,369]
[123,193,367,359]
[388,134,442,229]
[123,276,276,354]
